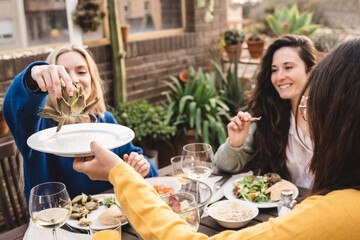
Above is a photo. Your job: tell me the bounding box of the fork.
[213,175,231,191]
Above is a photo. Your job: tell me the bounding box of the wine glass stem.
[52,228,57,240]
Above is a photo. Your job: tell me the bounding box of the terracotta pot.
[121,25,130,42]
[0,112,9,135]
[246,40,265,59]
[179,69,198,83]
[225,44,242,62]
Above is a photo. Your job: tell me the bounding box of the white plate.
[27,123,134,157]
[67,194,128,230]
[223,177,299,208]
[145,177,182,193]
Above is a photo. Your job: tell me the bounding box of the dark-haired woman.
[74,38,360,239]
[214,35,316,188]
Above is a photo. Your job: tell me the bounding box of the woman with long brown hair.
[74,38,360,239]
[214,35,317,188]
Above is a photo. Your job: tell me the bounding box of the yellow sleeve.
[109,163,360,240]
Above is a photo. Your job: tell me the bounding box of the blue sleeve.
[102,111,159,177]
[3,61,49,158]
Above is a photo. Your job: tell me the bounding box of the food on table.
[153,184,174,196]
[232,174,285,203]
[103,196,115,208]
[211,202,253,221]
[78,217,92,227]
[265,180,295,201]
[161,193,196,225]
[98,205,127,224]
[70,193,100,220]
[37,85,99,132]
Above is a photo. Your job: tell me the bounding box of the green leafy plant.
[212,49,253,116]
[266,4,320,37]
[72,0,105,32]
[162,67,231,150]
[311,30,345,52]
[112,100,176,150]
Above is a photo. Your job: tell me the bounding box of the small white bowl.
[208,200,259,229]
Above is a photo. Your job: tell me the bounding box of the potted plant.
[246,33,266,59]
[162,67,231,152]
[266,4,320,37]
[111,100,176,167]
[223,29,245,62]
[311,30,345,59]
[0,97,9,135]
[72,0,105,33]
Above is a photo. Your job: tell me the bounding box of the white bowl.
[208,200,259,229]
[145,176,182,193]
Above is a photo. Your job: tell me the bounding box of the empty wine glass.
[29,182,72,240]
[181,143,214,180]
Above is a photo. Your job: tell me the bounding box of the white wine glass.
[181,143,214,180]
[29,182,72,240]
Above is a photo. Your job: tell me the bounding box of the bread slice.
[98,205,126,224]
[265,180,295,202]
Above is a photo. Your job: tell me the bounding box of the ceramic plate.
[27,123,134,157]
[67,194,128,230]
[145,176,182,193]
[223,177,299,208]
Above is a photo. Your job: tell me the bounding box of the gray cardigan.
[214,123,256,173]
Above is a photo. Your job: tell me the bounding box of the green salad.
[232,176,272,202]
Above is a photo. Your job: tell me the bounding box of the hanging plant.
[198,0,214,22]
[72,0,105,33]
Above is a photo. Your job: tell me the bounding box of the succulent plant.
[38,85,99,132]
[224,29,245,45]
[312,31,345,52]
[247,33,266,41]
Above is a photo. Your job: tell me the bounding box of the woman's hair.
[301,38,360,194]
[45,44,106,120]
[247,35,316,180]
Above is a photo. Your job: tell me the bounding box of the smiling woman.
[214,35,316,189]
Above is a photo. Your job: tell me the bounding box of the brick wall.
[0,0,227,107]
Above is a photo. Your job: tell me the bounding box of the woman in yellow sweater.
[74,39,360,239]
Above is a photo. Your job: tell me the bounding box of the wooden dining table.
[0,165,309,240]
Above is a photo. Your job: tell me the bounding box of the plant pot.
[179,69,198,83]
[246,40,265,59]
[0,112,9,135]
[225,44,242,62]
[174,130,198,155]
[121,25,130,42]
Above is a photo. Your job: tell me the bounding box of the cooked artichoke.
[263,173,282,184]
[38,85,99,132]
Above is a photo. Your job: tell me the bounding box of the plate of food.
[27,123,134,157]
[223,173,299,208]
[67,193,128,230]
[145,177,182,196]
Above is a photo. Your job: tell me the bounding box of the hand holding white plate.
[27,123,134,157]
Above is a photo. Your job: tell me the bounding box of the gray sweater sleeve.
[213,123,256,173]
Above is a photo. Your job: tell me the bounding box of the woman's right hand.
[30,65,74,98]
[227,111,252,148]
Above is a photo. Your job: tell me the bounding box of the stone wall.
[0,0,227,107]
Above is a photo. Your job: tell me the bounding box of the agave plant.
[38,85,99,132]
[266,4,320,37]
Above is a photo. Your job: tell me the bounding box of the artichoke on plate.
[38,85,99,132]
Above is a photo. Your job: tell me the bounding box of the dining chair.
[0,139,28,232]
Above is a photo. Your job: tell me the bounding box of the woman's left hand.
[123,152,150,177]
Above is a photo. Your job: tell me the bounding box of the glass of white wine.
[29,182,72,240]
[181,143,214,180]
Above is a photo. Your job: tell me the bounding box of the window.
[120,0,185,39]
[0,19,14,43]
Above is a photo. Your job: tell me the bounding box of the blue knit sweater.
[3,62,158,205]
